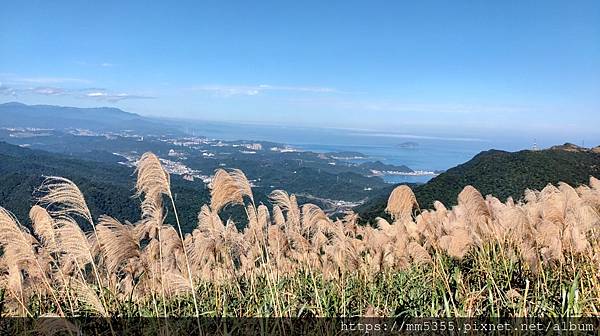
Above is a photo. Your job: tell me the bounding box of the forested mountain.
[3,137,600,232]
[356,144,600,222]
[0,141,338,233]
[0,141,209,232]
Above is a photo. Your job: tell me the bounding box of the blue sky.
[1,0,599,141]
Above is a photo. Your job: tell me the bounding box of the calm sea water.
[183,121,531,183]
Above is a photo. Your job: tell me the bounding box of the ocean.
[183,120,532,183]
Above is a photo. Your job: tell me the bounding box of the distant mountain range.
[356,143,600,222]
[3,102,599,228]
[0,102,181,134]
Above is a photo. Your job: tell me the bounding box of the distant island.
[396,141,419,149]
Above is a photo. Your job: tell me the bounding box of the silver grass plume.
[386,185,419,221]
[209,168,254,212]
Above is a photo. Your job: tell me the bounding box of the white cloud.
[15,77,91,84]
[189,84,343,97]
[0,83,17,97]
[85,92,107,97]
[192,85,261,97]
[0,84,67,97]
[33,87,66,95]
[80,89,154,102]
[256,84,339,93]
[0,82,154,103]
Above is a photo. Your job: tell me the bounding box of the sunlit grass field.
[0,153,598,318]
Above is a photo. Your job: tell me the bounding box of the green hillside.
[0,142,210,232]
[356,144,600,222]
[0,142,331,233]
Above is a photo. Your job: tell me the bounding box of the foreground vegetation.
[0,152,598,318]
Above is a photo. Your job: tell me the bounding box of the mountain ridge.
[0,102,180,134]
[356,144,600,222]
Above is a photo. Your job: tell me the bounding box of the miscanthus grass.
[0,152,598,319]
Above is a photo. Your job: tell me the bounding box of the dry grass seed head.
[37,176,93,224]
[96,215,141,275]
[72,280,107,317]
[52,216,95,270]
[270,190,301,227]
[0,207,39,265]
[135,152,171,199]
[29,205,57,250]
[386,185,418,221]
[210,168,254,212]
[272,205,286,227]
[457,185,490,219]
